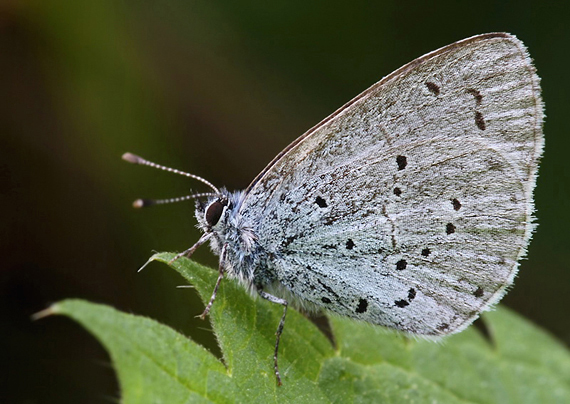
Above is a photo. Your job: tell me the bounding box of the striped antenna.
[122,153,220,194]
[132,193,218,208]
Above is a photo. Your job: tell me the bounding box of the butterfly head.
[194,189,247,233]
[196,192,230,231]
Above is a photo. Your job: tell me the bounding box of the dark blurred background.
[1,1,568,402]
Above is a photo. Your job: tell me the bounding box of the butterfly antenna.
[122,152,220,194]
[132,193,218,208]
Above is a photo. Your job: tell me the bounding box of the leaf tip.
[31,306,56,321]
[135,252,178,272]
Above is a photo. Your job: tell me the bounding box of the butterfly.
[124,32,544,385]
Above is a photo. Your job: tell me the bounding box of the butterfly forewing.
[239,33,543,336]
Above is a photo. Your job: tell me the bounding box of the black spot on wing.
[475,111,486,130]
[315,196,328,208]
[396,259,407,270]
[396,155,407,170]
[355,298,368,313]
[395,299,409,308]
[452,198,462,211]
[425,82,440,95]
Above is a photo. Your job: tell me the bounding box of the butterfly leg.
[199,243,228,320]
[168,232,212,265]
[258,290,288,386]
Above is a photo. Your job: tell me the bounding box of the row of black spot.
[392,153,461,276]
[355,284,482,313]
[392,147,464,308]
[395,288,417,308]
[425,81,485,130]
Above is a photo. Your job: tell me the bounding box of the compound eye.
[205,200,224,226]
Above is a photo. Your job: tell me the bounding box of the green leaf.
[52,253,570,403]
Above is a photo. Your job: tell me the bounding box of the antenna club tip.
[133,199,146,208]
[122,152,143,164]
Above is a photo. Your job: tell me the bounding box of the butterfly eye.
[205,200,224,226]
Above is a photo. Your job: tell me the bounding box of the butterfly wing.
[239,33,543,336]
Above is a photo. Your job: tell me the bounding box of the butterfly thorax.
[195,189,274,293]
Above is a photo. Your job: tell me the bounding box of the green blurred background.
[1,0,568,402]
